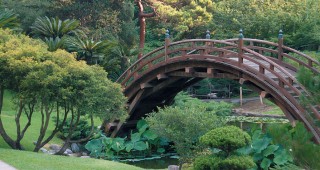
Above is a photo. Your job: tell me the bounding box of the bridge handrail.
[225,38,320,73]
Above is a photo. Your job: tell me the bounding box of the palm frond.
[0,8,20,29]
[45,37,65,52]
[31,16,80,38]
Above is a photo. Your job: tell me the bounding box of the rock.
[64,149,73,155]
[49,144,61,151]
[71,143,80,153]
[48,150,57,155]
[82,152,88,156]
[40,148,48,153]
[33,141,37,145]
[168,165,179,170]
[80,156,91,158]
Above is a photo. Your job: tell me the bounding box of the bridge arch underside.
[120,57,320,142]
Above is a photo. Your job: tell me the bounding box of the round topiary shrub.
[193,155,221,170]
[217,155,255,170]
[199,126,251,154]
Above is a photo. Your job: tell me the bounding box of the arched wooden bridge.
[108,33,320,142]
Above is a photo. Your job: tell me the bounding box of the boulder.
[64,149,73,155]
[40,148,48,153]
[49,144,61,151]
[71,143,80,153]
[168,165,179,170]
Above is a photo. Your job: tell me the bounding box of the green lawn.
[0,148,142,170]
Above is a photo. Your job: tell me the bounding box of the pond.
[123,155,179,169]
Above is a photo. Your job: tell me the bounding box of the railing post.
[238,29,244,64]
[205,30,211,55]
[165,29,170,62]
[278,29,283,61]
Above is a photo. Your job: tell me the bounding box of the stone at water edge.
[168,165,179,170]
[64,149,73,155]
[71,143,80,153]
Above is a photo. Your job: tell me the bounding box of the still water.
[124,156,179,169]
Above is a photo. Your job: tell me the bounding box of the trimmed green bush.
[200,126,251,154]
[193,155,221,170]
[218,155,255,170]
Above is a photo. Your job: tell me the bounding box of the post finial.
[165,29,170,38]
[278,29,283,39]
[206,30,210,39]
[239,29,244,39]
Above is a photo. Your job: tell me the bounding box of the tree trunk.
[0,87,17,149]
[136,0,156,59]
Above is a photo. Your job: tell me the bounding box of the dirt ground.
[235,99,277,114]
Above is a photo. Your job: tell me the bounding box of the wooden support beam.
[185,67,194,73]
[157,73,168,80]
[111,122,123,138]
[260,91,267,105]
[140,83,153,89]
[128,89,146,115]
[207,68,216,75]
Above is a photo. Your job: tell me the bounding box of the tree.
[135,0,156,59]
[0,29,126,152]
[64,35,116,65]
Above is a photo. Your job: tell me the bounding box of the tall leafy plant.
[31,16,80,39]
[0,8,20,30]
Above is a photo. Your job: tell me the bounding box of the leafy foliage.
[85,120,167,160]
[267,122,320,169]
[0,8,20,30]
[237,129,293,170]
[54,117,94,141]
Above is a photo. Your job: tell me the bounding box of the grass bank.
[0,148,142,170]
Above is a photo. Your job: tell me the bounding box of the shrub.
[218,155,255,170]
[200,126,251,154]
[193,155,221,170]
[145,93,228,164]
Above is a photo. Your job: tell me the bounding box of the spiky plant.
[64,35,116,64]
[0,8,20,30]
[31,16,80,39]
[44,37,65,52]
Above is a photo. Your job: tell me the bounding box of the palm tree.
[44,37,65,52]
[0,8,20,30]
[64,35,116,65]
[30,16,81,39]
